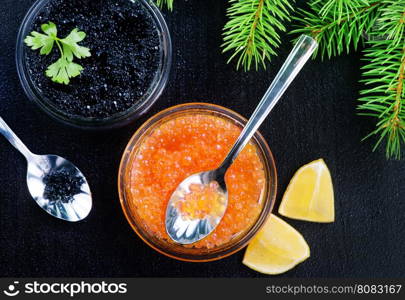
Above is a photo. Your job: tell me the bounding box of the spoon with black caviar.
[165,35,318,244]
[0,117,92,221]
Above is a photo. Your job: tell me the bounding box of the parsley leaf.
[24,22,91,85]
[46,58,84,85]
[24,22,56,55]
[61,29,91,60]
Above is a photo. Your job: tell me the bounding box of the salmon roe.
[175,182,227,220]
[127,113,266,248]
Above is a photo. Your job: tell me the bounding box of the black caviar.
[43,169,84,203]
[25,0,160,119]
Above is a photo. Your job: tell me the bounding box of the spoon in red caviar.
[0,117,92,222]
[166,35,318,244]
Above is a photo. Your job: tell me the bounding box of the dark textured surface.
[25,0,160,118]
[0,0,404,278]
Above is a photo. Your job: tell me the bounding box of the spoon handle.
[0,117,34,160]
[218,35,318,173]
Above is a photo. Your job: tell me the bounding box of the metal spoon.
[0,117,92,222]
[166,35,318,244]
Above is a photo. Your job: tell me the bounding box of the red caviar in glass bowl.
[118,103,277,262]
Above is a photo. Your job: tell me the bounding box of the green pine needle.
[313,0,371,23]
[222,0,294,71]
[291,0,381,59]
[293,0,405,159]
[141,0,405,159]
[156,0,174,11]
[374,0,405,48]
[358,0,405,159]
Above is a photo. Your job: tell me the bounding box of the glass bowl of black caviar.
[16,0,171,129]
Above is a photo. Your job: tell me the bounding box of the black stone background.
[0,0,404,277]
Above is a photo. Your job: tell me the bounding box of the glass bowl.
[118,103,277,262]
[15,0,172,129]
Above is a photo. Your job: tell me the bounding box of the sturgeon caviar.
[127,113,266,248]
[43,169,84,203]
[25,0,160,119]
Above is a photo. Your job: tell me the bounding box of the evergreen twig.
[155,0,405,159]
[291,0,382,59]
[313,0,371,22]
[222,0,294,71]
[358,0,405,159]
[293,0,405,159]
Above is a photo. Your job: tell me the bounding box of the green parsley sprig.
[24,22,91,85]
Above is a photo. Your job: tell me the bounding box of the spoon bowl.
[166,170,227,244]
[0,117,92,222]
[27,154,92,222]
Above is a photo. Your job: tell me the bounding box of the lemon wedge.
[243,214,310,275]
[278,159,335,222]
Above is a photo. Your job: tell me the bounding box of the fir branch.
[358,0,405,159]
[291,0,382,59]
[375,0,405,48]
[156,0,174,11]
[313,0,371,23]
[222,0,294,71]
[293,0,404,158]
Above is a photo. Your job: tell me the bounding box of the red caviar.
[127,114,266,248]
[174,182,227,220]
